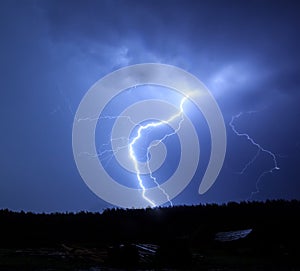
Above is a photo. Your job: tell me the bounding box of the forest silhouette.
[0,200,300,269]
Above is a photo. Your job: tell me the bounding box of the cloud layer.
[0,0,299,211]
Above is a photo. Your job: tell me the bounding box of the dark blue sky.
[1,0,300,212]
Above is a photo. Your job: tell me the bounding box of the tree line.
[1,199,300,249]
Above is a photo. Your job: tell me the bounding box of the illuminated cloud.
[0,0,299,211]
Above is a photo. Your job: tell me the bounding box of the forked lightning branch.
[128,96,189,207]
[72,64,226,208]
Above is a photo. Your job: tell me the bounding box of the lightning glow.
[72,63,227,208]
[230,111,280,199]
[76,96,189,207]
[128,96,189,207]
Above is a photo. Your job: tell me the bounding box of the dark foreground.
[1,200,300,270]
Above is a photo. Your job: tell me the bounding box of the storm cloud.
[0,0,299,212]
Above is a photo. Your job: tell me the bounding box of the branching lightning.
[76,115,135,167]
[128,96,189,207]
[76,96,189,207]
[73,64,228,208]
[229,111,280,199]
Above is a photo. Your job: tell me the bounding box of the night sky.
[1,0,300,212]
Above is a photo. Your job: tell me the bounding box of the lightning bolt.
[75,95,190,207]
[76,115,136,167]
[128,96,189,207]
[229,111,280,199]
